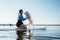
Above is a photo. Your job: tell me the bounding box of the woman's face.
[21,11,23,13]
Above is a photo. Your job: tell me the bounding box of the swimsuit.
[16,13,26,27]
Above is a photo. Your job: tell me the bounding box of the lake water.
[0,26,60,40]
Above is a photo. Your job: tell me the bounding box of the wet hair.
[19,9,23,14]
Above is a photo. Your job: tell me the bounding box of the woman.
[16,9,27,30]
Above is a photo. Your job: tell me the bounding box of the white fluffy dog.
[24,11,33,25]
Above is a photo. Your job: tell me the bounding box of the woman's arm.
[22,15,27,21]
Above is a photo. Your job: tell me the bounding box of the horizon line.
[0,24,60,26]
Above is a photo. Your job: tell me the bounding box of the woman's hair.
[19,9,23,13]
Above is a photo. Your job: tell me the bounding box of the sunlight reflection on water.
[0,26,60,40]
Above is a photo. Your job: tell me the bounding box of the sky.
[0,0,60,24]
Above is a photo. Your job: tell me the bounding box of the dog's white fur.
[24,11,33,25]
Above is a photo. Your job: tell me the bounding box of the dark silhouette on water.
[27,30,32,40]
[16,30,31,40]
[16,31,24,40]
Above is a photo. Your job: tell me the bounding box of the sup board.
[0,27,46,31]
